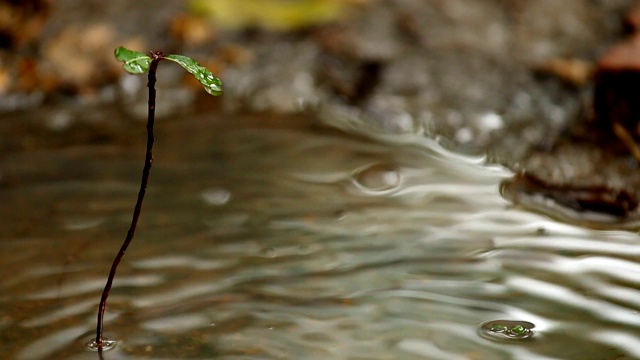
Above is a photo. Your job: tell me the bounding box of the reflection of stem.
[613,121,640,161]
[95,52,164,350]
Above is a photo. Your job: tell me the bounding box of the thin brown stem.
[95,52,164,350]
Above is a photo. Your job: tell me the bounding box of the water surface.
[1,112,639,359]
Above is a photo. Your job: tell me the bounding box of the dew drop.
[86,338,117,352]
[480,320,534,340]
[353,163,401,192]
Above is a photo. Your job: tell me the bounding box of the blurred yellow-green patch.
[189,0,356,30]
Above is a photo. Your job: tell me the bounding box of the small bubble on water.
[201,188,231,206]
[260,247,276,258]
[480,320,534,341]
[86,338,117,352]
[297,244,313,255]
[353,163,401,192]
[333,209,348,220]
[536,227,549,236]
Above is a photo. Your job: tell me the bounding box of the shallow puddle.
[1,112,640,359]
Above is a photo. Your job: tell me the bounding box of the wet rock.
[592,34,640,157]
[502,171,639,221]
[497,2,640,226]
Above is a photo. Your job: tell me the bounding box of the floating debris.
[480,320,535,341]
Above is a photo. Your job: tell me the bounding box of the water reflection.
[0,113,639,359]
[352,163,401,194]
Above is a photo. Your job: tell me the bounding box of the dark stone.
[593,34,640,156]
[502,172,639,219]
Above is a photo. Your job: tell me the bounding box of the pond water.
[1,110,640,360]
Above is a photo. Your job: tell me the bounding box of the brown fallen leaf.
[170,13,216,48]
[536,57,595,87]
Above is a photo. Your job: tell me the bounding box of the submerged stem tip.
[87,338,116,352]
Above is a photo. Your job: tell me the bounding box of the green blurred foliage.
[189,0,354,30]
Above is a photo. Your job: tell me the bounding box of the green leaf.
[114,46,152,74]
[509,325,527,336]
[189,0,350,31]
[490,324,508,333]
[165,54,223,96]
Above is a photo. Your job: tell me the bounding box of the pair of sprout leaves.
[92,47,221,351]
[114,46,223,96]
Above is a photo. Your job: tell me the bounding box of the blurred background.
[1,0,636,160]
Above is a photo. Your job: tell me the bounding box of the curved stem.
[95,53,163,349]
